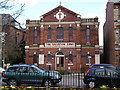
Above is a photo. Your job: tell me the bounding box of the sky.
[11,0,108,46]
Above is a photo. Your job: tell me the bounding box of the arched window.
[34,28,38,44]
[47,27,51,42]
[57,27,63,42]
[86,29,90,44]
[69,27,73,42]
[56,51,64,55]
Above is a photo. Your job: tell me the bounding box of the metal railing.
[58,72,85,88]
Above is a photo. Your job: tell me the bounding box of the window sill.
[46,63,52,65]
[86,63,91,65]
[86,43,91,45]
[33,44,38,45]
[68,63,73,65]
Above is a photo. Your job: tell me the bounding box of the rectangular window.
[86,29,90,44]
[69,27,73,42]
[47,54,51,63]
[68,54,73,63]
[119,29,120,35]
[39,54,44,64]
[118,8,120,20]
[86,57,90,64]
[95,69,105,75]
[33,54,37,63]
[47,27,51,42]
[106,69,118,76]
[57,27,63,42]
[95,54,100,64]
[86,53,92,65]
[34,29,38,44]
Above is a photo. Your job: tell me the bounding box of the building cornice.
[26,21,99,27]
[25,44,99,49]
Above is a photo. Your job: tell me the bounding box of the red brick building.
[104,0,120,66]
[0,14,25,67]
[25,5,100,71]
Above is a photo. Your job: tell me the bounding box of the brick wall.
[25,5,99,71]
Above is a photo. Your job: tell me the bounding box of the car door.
[27,67,41,83]
[7,67,21,81]
[17,66,40,84]
[94,69,107,86]
[105,69,120,88]
[24,67,45,84]
[17,66,29,83]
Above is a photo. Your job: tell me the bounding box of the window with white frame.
[39,54,44,64]
[86,52,92,65]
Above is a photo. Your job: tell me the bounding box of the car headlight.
[48,71,61,79]
[55,74,59,79]
[51,73,61,79]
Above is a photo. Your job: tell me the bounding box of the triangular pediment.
[40,5,80,22]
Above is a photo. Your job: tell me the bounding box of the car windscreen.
[34,65,46,72]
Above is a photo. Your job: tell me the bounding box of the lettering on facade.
[45,42,75,47]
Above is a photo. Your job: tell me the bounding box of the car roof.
[91,64,114,66]
[90,68,118,71]
[8,64,35,67]
[90,64,115,68]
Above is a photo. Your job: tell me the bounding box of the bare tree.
[0,0,25,66]
[0,0,13,9]
[0,0,25,19]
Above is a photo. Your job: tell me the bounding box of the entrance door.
[55,51,65,70]
[56,56,64,70]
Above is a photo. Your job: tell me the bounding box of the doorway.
[55,52,65,70]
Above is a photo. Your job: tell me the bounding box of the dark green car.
[2,64,62,87]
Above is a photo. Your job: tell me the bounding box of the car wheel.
[9,79,18,86]
[88,81,96,88]
[43,79,53,87]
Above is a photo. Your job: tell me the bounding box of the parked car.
[90,64,120,71]
[0,67,5,74]
[84,68,120,88]
[2,64,62,87]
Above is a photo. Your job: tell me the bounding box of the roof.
[40,5,80,22]
[42,5,79,17]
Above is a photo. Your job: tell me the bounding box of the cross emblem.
[58,12,62,19]
[54,9,66,22]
